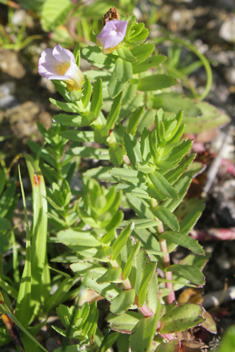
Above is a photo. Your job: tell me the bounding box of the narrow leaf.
[138,262,156,307]
[129,316,156,352]
[82,75,91,108]
[149,171,178,199]
[166,265,205,286]
[124,133,142,167]
[133,55,167,74]
[117,47,137,62]
[108,70,125,98]
[123,241,140,280]
[106,92,123,130]
[138,74,177,91]
[161,231,204,255]
[115,58,133,83]
[97,267,122,284]
[110,289,135,315]
[160,304,204,334]
[107,311,141,333]
[131,43,155,64]
[90,79,102,117]
[112,222,134,260]
[151,206,179,232]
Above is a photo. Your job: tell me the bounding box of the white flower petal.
[52,44,75,63]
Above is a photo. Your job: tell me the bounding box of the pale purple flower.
[38,44,84,91]
[97,20,128,54]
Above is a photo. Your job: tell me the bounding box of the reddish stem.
[160,239,175,304]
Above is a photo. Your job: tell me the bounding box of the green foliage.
[0,6,222,352]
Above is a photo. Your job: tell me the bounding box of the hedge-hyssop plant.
[0,8,218,352]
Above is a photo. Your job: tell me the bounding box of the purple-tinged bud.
[38,44,84,91]
[97,20,128,54]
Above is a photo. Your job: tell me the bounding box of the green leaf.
[136,161,155,174]
[117,47,137,62]
[122,82,138,106]
[160,304,204,334]
[127,22,144,40]
[138,262,156,307]
[97,267,122,284]
[138,74,177,91]
[112,222,134,260]
[216,325,235,352]
[108,70,125,99]
[149,171,178,199]
[53,113,95,127]
[0,183,16,218]
[0,234,8,255]
[0,293,48,352]
[110,289,136,315]
[111,168,145,184]
[94,125,109,144]
[82,46,115,67]
[0,169,6,197]
[133,55,167,74]
[151,92,201,117]
[137,110,156,136]
[126,106,145,136]
[52,80,71,101]
[41,0,73,31]
[15,168,32,325]
[81,269,121,301]
[44,277,75,311]
[57,229,100,248]
[101,332,119,352]
[107,311,142,333]
[49,98,79,113]
[129,28,149,44]
[73,43,80,66]
[0,218,10,231]
[117,184,150,199]
[24,155,50,315]
[119,94,144,120]
[115,58,133,83]
[105,210,123,232]
[155,340,179,351]
[124,133,142,167]
[109,143,124,166]
[164,140,193,164]
[166,265,205,286]
[180,205,205,234]
[82,75,92,108]
[162,175,192,214]
[184,101,231,134]
[67,146,109,160]
[120,219,159,230]
[83,166,115,182]
[90,79,103,118]
[161,231,204,255]
[201,310,217,334]
[127,195,154,220]
[60,130,94,142]
[123,241,140,280]
[151,206,179,232]
[131,43,155,64]
[129,316,156,352]
[164,154,195,185]
[106,92,123,130]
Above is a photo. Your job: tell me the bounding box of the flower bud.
[97,20,128,54]
[38,44,84,92]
